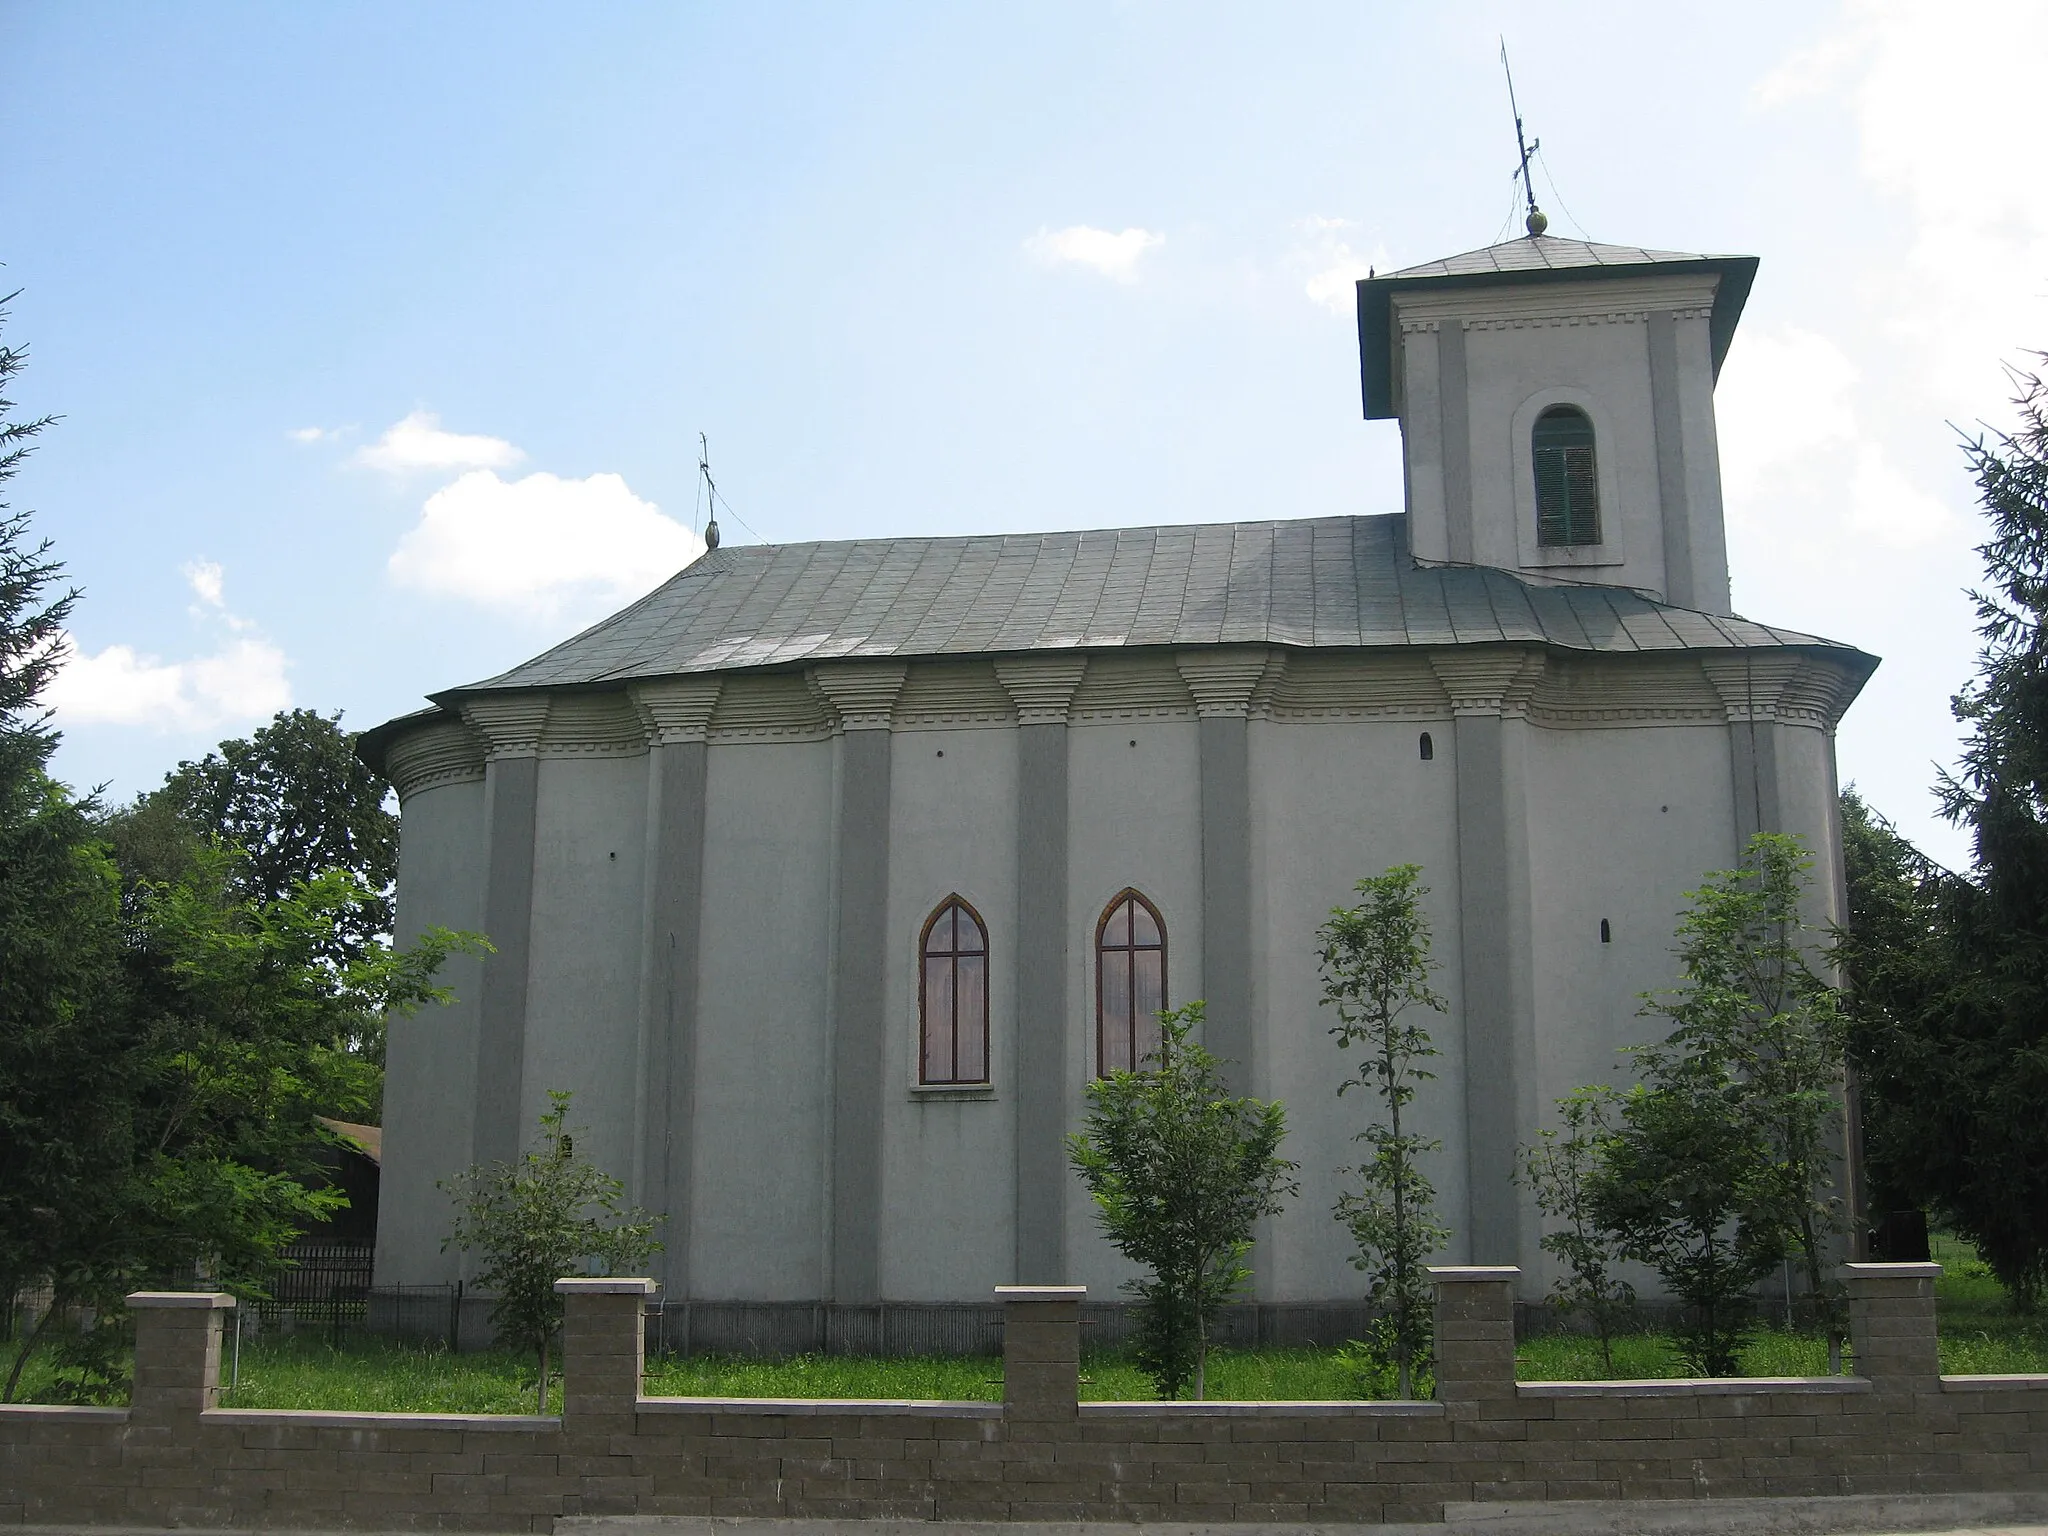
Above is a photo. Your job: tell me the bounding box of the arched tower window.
[1096,889,1167,1076]
[1533,405,1601,547]
[920,897,989,1085]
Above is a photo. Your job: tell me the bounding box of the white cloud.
[1718,326,1952,550]
[1025,225,1164,282]
[183,560,225,609]
[1290,216,1390,315]
[287,425,342,444]
[387,468,706,622]
[356,410,525,474]
[46,634,291,731]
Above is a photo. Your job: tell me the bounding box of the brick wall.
[3,1265,2044,1531]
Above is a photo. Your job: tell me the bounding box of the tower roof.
[1355,234,1759,419]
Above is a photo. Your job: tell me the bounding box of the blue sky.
[5,1,2043,868]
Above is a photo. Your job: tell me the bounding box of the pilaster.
[1702,653,1803,846]
[1429,650,1543,1274]
[809,663,909,1303]
[460,695,551,1171]
[994,657,1088,1285]
[1430,1266,1518,1413]
[1174,649,1270,1096]
[1841,1261,1942,1392]
[629,678,722,1298]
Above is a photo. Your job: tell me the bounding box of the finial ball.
[1525,207,1549,237]
[704,517,721,551]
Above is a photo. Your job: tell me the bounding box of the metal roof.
[1355,235,1759,420]
[433,514,1863,703]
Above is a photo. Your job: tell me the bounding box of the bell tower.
[1356,236,1757,616]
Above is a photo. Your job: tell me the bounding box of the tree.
[1894,358,2048,1308]
[443,1091,663,1412]
[1317,865,1451,1400]
[1519,1089,1634,1373]
[0,290,71,798]
[1587,835,1846,1375]
[113,708,400,962]
[1068,1001,1297,1400]
[3,848,479,1400]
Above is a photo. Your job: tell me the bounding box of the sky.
[3,0,2044,871]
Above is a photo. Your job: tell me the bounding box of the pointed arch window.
[920,897,989,1085]
[1533,405,1601,547]
[1096,889,1167,1076]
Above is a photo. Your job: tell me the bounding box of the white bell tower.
[1356,235,1756,616]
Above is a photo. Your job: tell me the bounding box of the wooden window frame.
[1532,404,1602,548]
[1095,887,1168,1078]
[918,894,991,1087]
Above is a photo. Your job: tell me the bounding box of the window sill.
[909,1084,997,1101]
[1525,544,1623,568]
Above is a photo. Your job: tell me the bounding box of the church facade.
[362,234,1876,1313]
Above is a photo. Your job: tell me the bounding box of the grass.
[5,1238,2044,1410]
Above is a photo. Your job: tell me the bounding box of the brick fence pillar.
[996,1284,1083,1423]
[555,1277,655,1421]
[127,1291,235,1423]
[1840,1260,1941,1389]
[1430,1266,1520,1410]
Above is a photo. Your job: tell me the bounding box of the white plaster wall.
[375,777,487,1285]
[1520,721,1739,1293]
[877,724,1020,1300]
[691,738,835,1300]
[1774,724,1847,927]
[1064,718,1204,1297]
[1464,320,1664,581]
[1250,715,1465,1299]
[1522,722,1738,1105]
[523,753,649,1188]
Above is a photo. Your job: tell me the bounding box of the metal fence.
[639,1299,1383,1359]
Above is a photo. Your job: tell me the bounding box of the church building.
[362,230,1877,1328]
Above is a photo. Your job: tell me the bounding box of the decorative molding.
[1069,653,1194,721]
[1527,656,1724,727]
[707,672,834,741]
[807,661,909,731]
[1428,649,1547,717]
[1175,647,1275,719]
[458,696,553,760]
[382,717,486,800]
[898,660,1020,727]
[537,692,648,759]
[1465,311,1646,333]
[992,655,1089,725]
[1263,651,1451,719]
[630,676,724,745]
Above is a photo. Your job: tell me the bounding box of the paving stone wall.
[3,1266,2044,1531]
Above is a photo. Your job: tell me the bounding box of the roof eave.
[1356,253,1761,420]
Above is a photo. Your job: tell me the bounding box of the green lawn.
[5,1242,2043,1411]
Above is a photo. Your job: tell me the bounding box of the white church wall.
[1248,714,1465,1299]
[375,775,487,1286]
[1519,719,1738,1294]
[1394,274,1724,606]
[1064,715,1204,1300]
[1773,722,1848,927]
[522,752,650,1193]
[691,737,835,1300]
[878,721,1019,1301]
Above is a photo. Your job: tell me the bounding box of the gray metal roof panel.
[441,514,1869,702]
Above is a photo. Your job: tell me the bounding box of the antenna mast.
[1500,41,1548,237]
[697,432,721,550]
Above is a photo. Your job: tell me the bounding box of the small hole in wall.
[1419,732,1434,761]
[1661,805,1669,813]
[1129,739,1137,748]
[1600,918,1612,944]
[936,750,944,758]
[608,851,616,861]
